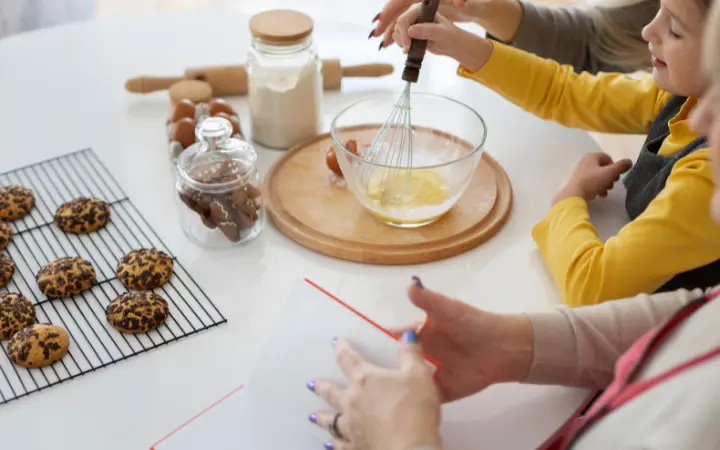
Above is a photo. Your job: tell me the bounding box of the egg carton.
[166,102,244,163]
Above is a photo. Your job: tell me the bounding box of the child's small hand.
[392,4,493,71]
[553,153,633,205]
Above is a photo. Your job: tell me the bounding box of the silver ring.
[328,412,345,440]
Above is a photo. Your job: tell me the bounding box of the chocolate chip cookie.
[8,323,70,368]
[0,253,15,288]
[54,197,111,233]
[0,185,34,221]
[116,248,173,290]
[0,221,12,250]
[106,291,169,334]
[37,257,96,298]
[0,293,35,339]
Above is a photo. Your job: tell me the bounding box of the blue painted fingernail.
[402,330,417,343]
[309,412,317,423]
[412,276,424,288]
[307,380,316,392]
[324,441,334,450]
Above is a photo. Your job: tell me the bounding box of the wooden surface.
[263,128,513,265]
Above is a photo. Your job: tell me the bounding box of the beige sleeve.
[523,288,706,389]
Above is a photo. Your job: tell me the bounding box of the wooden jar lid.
[249,10,314,44]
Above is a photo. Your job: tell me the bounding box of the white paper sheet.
[153,279,590,450]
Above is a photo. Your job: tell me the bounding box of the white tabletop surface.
[0,12,630,449]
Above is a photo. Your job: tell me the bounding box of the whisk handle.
[402,0,441,83]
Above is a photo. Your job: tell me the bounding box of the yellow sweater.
[458,42,719,306]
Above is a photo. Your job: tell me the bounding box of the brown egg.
[171,99,196,122]
[208,99,235,116]
[214,112,241,136]
[326,148,343,177]
[345,139,359,156]
[171,117,196,148]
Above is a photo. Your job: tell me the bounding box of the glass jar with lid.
[176,117,264,248]
[246,9,322,149]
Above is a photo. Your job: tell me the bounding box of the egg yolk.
[366,168,449,208]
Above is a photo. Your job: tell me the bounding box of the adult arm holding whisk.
[371,0,658,74]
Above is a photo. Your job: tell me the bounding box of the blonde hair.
[586,0,659,72]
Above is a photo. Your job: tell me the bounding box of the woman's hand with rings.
[306,331,442,450]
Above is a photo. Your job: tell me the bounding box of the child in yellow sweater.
[383,0,717,306]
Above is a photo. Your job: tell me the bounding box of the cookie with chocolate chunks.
[8,324,70,368]
[0,253,15,288]
[0,185,34,221]
[106,291,169,334]
[0,221,12,250]
[0,293,35,340]
[37,257,96,298]
[54,197,111,233]
[116,248,174,290]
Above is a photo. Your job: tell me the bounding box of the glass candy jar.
[176,117,264,248]
[246,9,322,149]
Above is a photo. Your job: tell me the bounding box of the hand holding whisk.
[363,0,441,206]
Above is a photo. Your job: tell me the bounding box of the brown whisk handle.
[402,0,441,83]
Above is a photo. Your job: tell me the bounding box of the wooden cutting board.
[263,126,513,265]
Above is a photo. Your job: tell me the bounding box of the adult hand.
[390,5,493,71]
[371,0,481,48]
[553,153,633,205]
[393,278,534,403]
[308,331,442,450]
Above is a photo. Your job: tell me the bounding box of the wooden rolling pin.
[125,59,394,96]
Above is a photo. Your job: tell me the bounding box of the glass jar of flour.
[247,10,322,149]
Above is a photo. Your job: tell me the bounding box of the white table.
[0,12,629,449]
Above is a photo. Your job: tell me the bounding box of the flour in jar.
[248,62,322,149]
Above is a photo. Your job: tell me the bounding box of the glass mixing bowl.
[330,92,488,228]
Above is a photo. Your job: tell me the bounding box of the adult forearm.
[472,0,524,43]
[524,288,703,389]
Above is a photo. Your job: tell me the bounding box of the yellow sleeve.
[457,42,672,134]
[531,150,720,306]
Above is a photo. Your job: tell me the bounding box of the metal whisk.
[363,0,441,206]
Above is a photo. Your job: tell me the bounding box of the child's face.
[642,0,707,97]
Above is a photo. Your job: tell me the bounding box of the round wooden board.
[263,127,513,265]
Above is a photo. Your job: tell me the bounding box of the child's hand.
[392,4,493,71]
[553,153,633,205]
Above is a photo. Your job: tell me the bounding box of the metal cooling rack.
[0,148,227,405]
